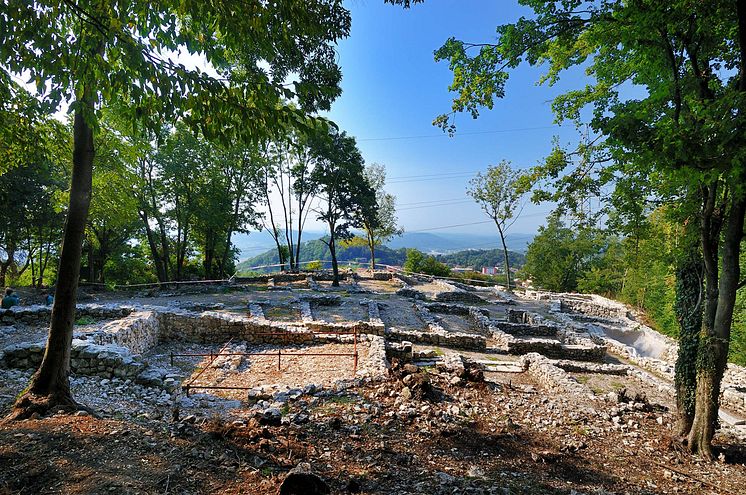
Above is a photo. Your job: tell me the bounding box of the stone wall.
[2,339,145,379]
[519,353,592,396]
[358,335,389,380]
[0,303,135,327]
[91,311,160,355]
[432,280,485,304]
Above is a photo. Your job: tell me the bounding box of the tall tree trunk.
[674,235,703,437]
[140,210,167,282]
[328,225,339,287]
[496,223,511,290]
[11,98,95,418]
[688,193,746,458]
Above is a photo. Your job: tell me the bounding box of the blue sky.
[320,0,585,236]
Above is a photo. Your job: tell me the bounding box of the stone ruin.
[1,271,745,424]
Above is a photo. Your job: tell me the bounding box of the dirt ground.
[183,342,365,401]
[1,366,745,495]
[2,280,746,494]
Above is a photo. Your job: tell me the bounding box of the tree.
[392,0,746,458]
[360,163,403,270]
[403,249,451,277]
[521,213,603,293]
[1,0,351,418]
[310,130,376,286]
[467,161,524,289]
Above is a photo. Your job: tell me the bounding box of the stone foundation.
[520,353,591,396]
[2,339,144,379]
[0,303,135,326]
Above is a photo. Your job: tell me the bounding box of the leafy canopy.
[0,0,351,141]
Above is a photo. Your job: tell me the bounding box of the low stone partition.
[299,300,314,323]
[91,311,160,355]
[422,302,489,317]
[551,359,630,376]
[396,284,428,300]
[362,299,383,325]
[433,280,485,304]
[359,335,389,380]
[0,303,135,326]
[2,339,145,379]
[386,327,487,350]
[519,353,591,396]
[386,340,413,362]
[560,295,630,319]
[492,321,558,337]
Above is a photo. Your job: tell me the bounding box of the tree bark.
[496,223,511,290]
[10,97,95,419]
[328,224,339,287]
[687,193,746,458]
[140,210,168,282]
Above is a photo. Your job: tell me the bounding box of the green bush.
[403,249,451,277]
[305,260,323,271]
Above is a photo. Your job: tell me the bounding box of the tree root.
[2,390,99,423]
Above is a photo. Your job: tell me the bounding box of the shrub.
[403,249,451,277]
[305,260,323,271]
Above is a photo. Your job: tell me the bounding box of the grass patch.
[264,306,298,320]
[75,315,96,325]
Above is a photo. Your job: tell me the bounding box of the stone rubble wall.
[386,327,487,350]
[491,321,559,337]
[432,280,485,304]
[385,340,413,362]
[1,339,145,379]
[358,335,389,380]
[422,302,489,317]
[362,299,384,325]
[551,359,631,376]
[519,353,592,396]
[396,283,429,300]
[90,311,160,355]
[0,303,135,326]
[299,300,314,323]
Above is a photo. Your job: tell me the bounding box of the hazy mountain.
[386,232,534,254]
[233,230,534,262]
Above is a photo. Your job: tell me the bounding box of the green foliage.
[403,249,451,277]
[359,163,403,268]
[305,260,323,271]
[436,249,525,272]
[521,214,604,293]
[75,316,95,326]
[237,236,409,273]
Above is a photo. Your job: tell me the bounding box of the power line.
[388,173,477,184]
[398,196,467,206]
[398,199,473,211]
[406,220,493,232]
[389,170,481,180]
[358,125,565,142]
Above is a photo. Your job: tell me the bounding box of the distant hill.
[233,230,534,261]
[236,238,409,272]
[236,238,526,274]
[436,249,526,271]
[386,232,533,254]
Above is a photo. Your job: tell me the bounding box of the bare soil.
[2,368,745,495]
